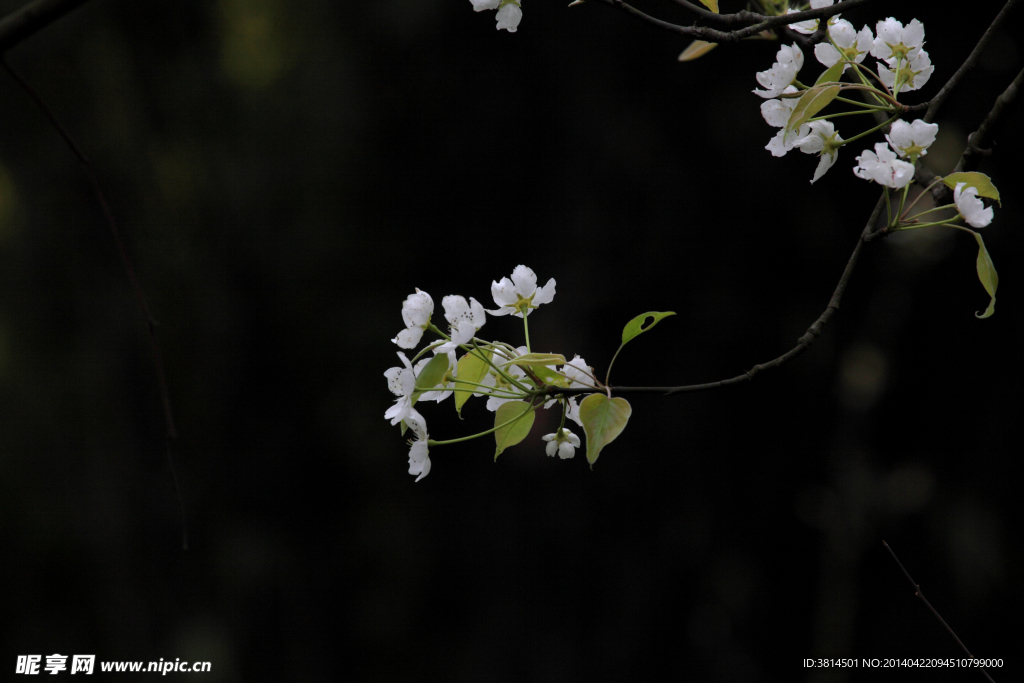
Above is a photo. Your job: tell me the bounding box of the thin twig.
[917,64,1023,206]
[587,0,867,42]
[2,57,188,550]
[922,0,1020,123]
[545,195,888,400]
[0,0,92,54]
[883,542,996,683]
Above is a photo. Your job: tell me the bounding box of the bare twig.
[883,542,996,683]
[587,0,869,42]
[2,57,188,550]
[917,64,1023,206]
[922,0,1021,123]
[0,0,93,54]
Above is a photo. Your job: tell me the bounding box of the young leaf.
[501,352,567,368]
[678,40,716,62]
[412,353,449,400]
[698,0,718,11]
[494,401,535,460]
[531,364,569,388]
[943,172,1001,206]
[579,394,632,467]
[972,232,998,319]
[814,62,845,87]
[454,349,491,416]
[786,84,840,133]
[622,311,676,346]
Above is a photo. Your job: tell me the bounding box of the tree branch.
[0,0,93,54]
[587,0,870,42]
[916,64,1023,206]
[543,195,888,400]
[883,542,997,683]
[903,0,1021,120]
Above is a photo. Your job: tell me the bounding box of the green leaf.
[412,353,449,397]
[814,62,845,87]
[943,172,1001,206]
[621,311,676,346]
[972,232,998,319]
[531,364,569,388]
[579,394,632,467]
[698,0,718,11]
[501,352,567,368]
[494,401,536,460]
[678,40,717,62]
[786,84,840,133]
[453,349,491,417]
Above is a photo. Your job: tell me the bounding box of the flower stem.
[429,401,538,446]
[840,112,901,146]
[520,307,532,353]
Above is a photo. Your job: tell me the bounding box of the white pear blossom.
[795,120,844,183]
[435,295,487,360]
[814,20,873,72]
[853,143,915,189]
[787,0,835,35]
[542,429,580,459]
[482,345,530,411]
[754,44,804,99]
[876,49,933,93]
[415,355,456,403]
[392,289,433,349]
[885,119,939,161]
[761,86,808,157]
[384,352,426,427]
[487,265,556,318]
[954,183,994,228]
[407,418,431,482]
[553,355,596,426]
[871,18,926,64]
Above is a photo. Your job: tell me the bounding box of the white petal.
[490,277,517,308]
[471,0,501,10]
[903,18,925,49]
[532,278,556,307]
[400,290,433,328]
[495,3,521,32]
[810,148,838,184]
[393,326,423,349]
[510,265,538,296]
[814,43,842,68]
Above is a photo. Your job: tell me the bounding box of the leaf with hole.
[621,311,676,346]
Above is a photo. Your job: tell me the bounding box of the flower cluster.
[757,15,936,184]
[470,0,522,33]
[385,266,595,481]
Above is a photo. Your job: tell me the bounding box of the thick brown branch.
[0,0,93,54]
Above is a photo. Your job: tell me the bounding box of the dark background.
[1,1,1020,680]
